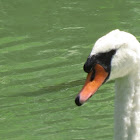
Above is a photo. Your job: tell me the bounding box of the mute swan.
[75,29,140,140]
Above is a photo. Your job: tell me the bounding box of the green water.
[0,0,140,140]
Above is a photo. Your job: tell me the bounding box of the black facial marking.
[94,49,116,72]
[84,49,116,80]
[83,57,95,73]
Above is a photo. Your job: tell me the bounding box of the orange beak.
[75,64,109,106]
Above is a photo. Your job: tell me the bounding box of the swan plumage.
[75,29,140,140]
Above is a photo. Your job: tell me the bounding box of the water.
[0,0,140,139]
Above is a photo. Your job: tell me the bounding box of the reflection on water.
[0,0,140,139]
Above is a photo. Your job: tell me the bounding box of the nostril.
[75,95,82,106]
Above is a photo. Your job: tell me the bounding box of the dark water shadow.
[6,78,85,97]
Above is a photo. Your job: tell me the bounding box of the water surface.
[0,0,140,139]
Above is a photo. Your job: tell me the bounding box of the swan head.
[75,29,140,106]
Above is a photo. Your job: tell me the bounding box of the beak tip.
[75,95,82,106]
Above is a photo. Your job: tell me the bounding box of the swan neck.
[114,71,140,140]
